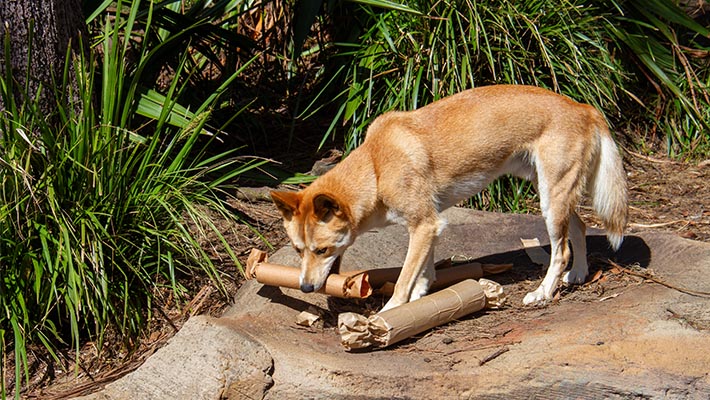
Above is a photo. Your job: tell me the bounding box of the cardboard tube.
[246,249,372,298]
[369,261,512,296]
[338,279,505,350]
[245,248,512,299]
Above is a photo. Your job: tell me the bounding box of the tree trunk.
[0,0,87,114]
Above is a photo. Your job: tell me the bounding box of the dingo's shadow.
[472,234,651,284]
[256,285,325,313]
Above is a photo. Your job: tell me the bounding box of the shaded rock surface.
[77,208,710,399]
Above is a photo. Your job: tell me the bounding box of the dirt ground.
[16,150,710,399]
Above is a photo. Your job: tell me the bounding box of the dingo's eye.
[315,248,328,255]
[293,246,303,255]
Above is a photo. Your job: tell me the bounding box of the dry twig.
[478,347,510,366]
[624,149,681,165]
[628,220,688,228]
[608,260,710,298]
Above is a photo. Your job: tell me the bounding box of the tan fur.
[271,85,628,310]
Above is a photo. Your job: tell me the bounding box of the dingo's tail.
[590,121,628,251]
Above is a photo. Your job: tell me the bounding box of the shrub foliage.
[1,1,263,395]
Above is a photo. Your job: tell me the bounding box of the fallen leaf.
[585,269,604,286]
[679,231,697,240]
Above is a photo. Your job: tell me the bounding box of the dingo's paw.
[410,278,432,302]
[562,268,587,285]
[523,287,549,305]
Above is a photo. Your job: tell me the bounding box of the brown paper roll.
[338,279,498,350]
[245,249,372,298]
[245,248,511,300]
[370,261,512,296]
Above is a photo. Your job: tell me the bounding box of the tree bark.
[0,0,87,114]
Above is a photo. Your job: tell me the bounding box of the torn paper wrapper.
[338,279,506,350]
[245,248,512,300]
[296,307,321,327]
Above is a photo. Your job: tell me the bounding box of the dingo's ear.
[313,193,345,221]
[271,191,301,221]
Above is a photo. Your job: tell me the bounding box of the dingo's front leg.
[410,250,435,302]
[381,218,443,312]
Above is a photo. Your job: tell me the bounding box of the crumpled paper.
[479,278,506,308]
[296,307,322,327]
[337,313,390,348]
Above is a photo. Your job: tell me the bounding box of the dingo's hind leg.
[563,212,588,284]
[523,210,572,304]
[523,145,585,305]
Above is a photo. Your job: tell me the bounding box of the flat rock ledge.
[77,208,710,399]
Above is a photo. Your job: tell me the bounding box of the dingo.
[271,85,627,311]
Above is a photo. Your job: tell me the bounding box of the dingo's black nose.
[300,283,315,293]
